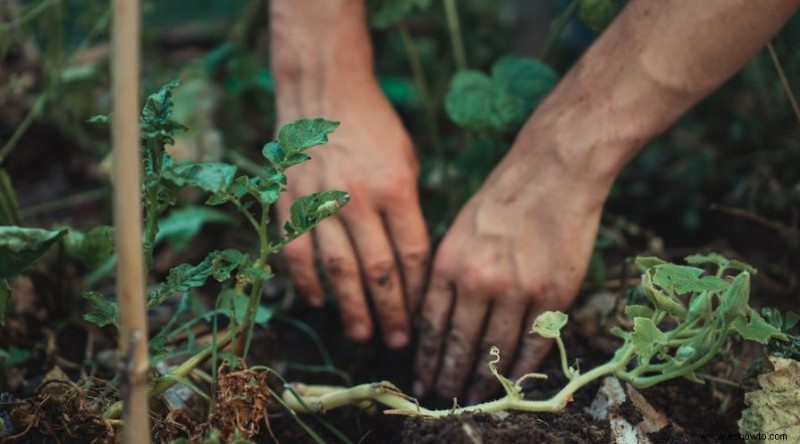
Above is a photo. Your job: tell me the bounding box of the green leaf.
[652,264,728,295]
[162,162,237,194]
[284,191,350,237]
[686,292,711,320]
[624,304,654,319]
[445,56,557,134]
[578,0,626,32]
[718,272,750,323]
[641,271,687,317]
[634,256,667,272]
[0,226,67,279]
[491,55,557,117]
[64,226,115,269]
[157,206,236,251]
[530,311,568,339]
[445,71,500,132]
[278,118,340,153]
[631,317,668,361]
[141,80,187,142]
[728,260,757,275]
[731,308,788,344]
[82,291,119,328]
[148,250,248,308]
[785,311,800,330]
[219,289,273,325]
[684,253,729,269]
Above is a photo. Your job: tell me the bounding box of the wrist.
[270,0,377,114]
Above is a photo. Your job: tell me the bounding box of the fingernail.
[387,330,409,348]
[412,380,426,398]
[349,323,370,340]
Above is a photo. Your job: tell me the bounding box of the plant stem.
[19,187,110,219]
[283,344,635,417]
[554,336,574,379]
[0,94,46,166]
[242,203,271,358]
[110,0,150,440]
[105,326,242,419]
[767,42,800,126]
[442,0,466,70]
[397,22,443,157]
[539,0,579,62]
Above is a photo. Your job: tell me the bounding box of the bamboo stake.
[111,0,150,442]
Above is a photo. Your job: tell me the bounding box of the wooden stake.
[111,0,150,442]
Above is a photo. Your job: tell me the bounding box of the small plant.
[281,253,789,417]
[0,81,350,424]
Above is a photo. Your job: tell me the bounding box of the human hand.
[413,106,620,403]
[275,83,429,349]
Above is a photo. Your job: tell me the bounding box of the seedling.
[282,253,789,417]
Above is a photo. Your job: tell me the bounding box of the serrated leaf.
[285,190,350,237]
[141,80,187,141]
[82,291,119,328]
[530,311,568,339]
[624,304,654,319]
[277,118,340,154]
[652,264,728,294]
[738,356,800,443]
[631,317,667,361]
[162,162,237,194]
[634,256,667,272]
[148,250,246,308]
[65,226,115,269]
[0,226,67,279]
[157,206,236,251]
[731,308,788,344]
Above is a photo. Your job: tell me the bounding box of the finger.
[466,299,526,403]
[314,217,373,342]
[434,286,490,399]
[276,196,325,306]
[382,191,430,314]
[413,274,453,397]
[509,306,556,381]
[343,210,409,348]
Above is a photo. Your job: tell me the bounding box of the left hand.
[413,113,615,403]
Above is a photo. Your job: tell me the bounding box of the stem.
[767,42,800,126]
[0,0,55,32]
[442,0,466,70]
[20,187,110,219]
[539,0,579,62]
[554,336,574,380]
[397,22,443,157]
[105,326,243,419]
[111,0,150,440]
[242,202,271,358]
[0,94,46,166]
[283,344,635,417]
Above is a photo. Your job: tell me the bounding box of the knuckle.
[364,259,398,289]
[323,256,359,281]
[398,245,430,271]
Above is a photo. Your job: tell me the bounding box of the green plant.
[0,81,350,422]
[281,253,789,417]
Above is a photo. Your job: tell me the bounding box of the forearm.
[521,0,799,185]
[270,0,377,117]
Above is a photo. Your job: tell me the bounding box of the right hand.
[275,79,430,349]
